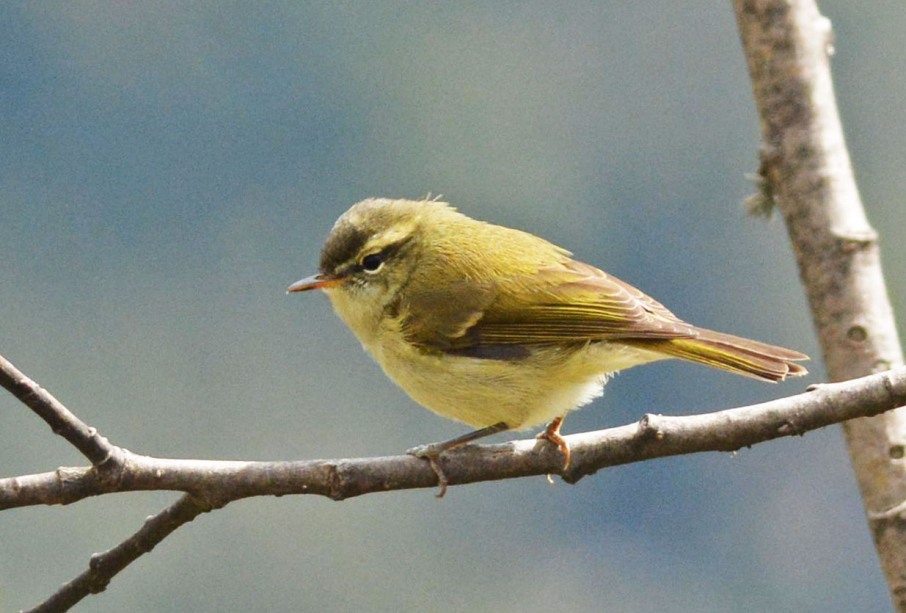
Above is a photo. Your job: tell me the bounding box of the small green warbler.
[289,198,807,481]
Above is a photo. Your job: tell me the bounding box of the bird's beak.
[287,273,344,293]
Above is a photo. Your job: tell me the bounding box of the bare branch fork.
[3,351,906,610]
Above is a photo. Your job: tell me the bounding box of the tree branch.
[3,354,906,511]
[734,1,906,608]
[26,494,211,613]
[0,354,120,467]
[4,350,905,611]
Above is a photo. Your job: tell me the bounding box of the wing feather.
[401,258,696,355]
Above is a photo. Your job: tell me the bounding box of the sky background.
[2,2,905,612]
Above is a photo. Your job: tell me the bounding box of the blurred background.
[1,2,904,611]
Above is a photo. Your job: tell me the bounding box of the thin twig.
[25,494,213,613]
[0,354,119,467]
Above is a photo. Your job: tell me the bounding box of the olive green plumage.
[290,198,807,439]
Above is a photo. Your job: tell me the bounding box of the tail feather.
[627,328,809,382]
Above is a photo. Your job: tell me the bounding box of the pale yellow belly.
[369,339,668,430]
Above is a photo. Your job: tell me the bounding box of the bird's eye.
[360,252,384,273]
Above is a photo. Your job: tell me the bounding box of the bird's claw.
[407,444,450,498]
[536,422,571,470]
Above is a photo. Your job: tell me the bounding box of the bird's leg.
[407,422,510,497]
[536,416,570,469]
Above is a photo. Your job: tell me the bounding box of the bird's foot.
[536,416,571,469]
[406,422,510,498]
[406,443,450,498]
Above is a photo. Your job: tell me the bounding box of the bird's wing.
[401,259,697,357]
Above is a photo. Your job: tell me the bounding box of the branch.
[734,1,906,608]
[0,354,120,467]
[4,359,906,610]
[26,495,210,613]
[3,361,906,511]
[3,353,905,611]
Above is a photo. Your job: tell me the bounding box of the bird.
[289,197,807,489]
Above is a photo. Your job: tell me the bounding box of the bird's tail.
[628,328,809,382]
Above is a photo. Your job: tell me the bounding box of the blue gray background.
[2,2,904,611]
